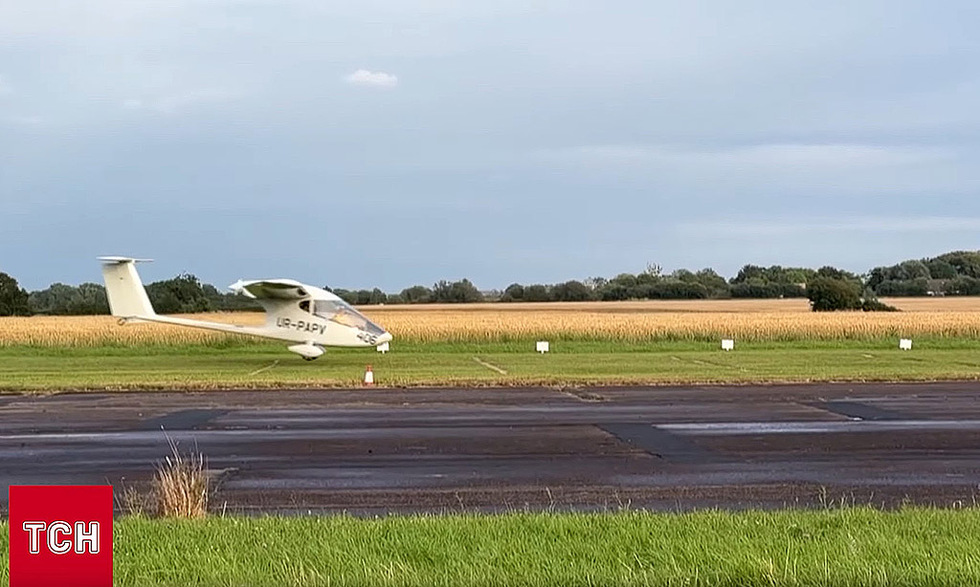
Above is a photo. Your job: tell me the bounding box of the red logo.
[8,485,113,587]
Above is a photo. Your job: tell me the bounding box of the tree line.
[867,251,980,296]
[0,274,260,317]
[1,250,977,316]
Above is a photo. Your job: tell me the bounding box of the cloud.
[121,89,239,113]
[678,216,980,238]
[344,69,398,88]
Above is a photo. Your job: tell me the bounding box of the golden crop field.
[1,297,979,346]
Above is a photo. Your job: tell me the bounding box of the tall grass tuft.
[154,437,209,518]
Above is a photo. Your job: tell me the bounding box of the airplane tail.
[98,257,156,319]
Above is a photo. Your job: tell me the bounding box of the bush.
[807,277,862,311]
[861,299,899,312]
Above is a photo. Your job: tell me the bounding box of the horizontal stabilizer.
[98,256,154,264]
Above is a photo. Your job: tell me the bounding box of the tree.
[948,276,980,296]
[400,285,433,304]
[732,265,766,284]
[29,283,79,314]
[431,279,483,303]
[925,258,957,280]
[501,283,525,302]
[0,272,30,316]
[145,274,212,314]
[641,281,708,299]
[349,288,387,305]
[643,263,663,279]
[523,284,551,302]
[731,282,783,299]
[329,288,354,304]
[550,280,593,302]
[583,277,607,290]
[815,266,861,283]
[608,273,638,288]
[807,277,862,311]
[29,282,110,315]
[671,269,698,283]
[369,288,388,304]
[875,279,929,297]
[694,268,731,298]
[898,260,930,281]
[598,283,629,301]
[936,251,980,278]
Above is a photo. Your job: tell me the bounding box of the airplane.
[98,256,392,360]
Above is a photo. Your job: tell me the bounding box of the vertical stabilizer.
[98,257,156,318]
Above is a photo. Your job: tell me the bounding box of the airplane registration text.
[276,317,329,335]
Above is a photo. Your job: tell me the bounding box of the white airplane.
[98,257,392,360]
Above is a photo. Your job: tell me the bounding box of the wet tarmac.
[2,383,980,514]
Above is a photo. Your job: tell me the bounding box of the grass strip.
[3,508,980,586]
[2,340,980,391]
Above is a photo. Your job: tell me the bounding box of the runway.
[3,382,980,514]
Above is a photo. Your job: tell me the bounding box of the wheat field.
[2,298,980,346]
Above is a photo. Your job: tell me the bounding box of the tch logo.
[21,521,101,554]
[8,485,113,587]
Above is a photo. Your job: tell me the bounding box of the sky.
[2,0,979,292]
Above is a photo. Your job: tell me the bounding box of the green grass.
[3,508,980,586]
[1,339,980,391]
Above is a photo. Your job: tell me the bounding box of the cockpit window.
[313,299,386,336]
[299,300,310,313]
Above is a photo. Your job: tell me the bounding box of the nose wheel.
[302,356,318,361]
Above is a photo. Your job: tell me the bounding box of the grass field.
[2,299,979,390]
[3,508,980,586]
[2,339,980,391]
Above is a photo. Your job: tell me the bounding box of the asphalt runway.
[3,382,980,514]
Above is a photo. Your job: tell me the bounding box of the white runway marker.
[248,360,279,376]
[473,357,507,374]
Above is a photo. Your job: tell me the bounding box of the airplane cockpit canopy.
[313,299,386,336]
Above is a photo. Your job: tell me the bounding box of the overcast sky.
[2,1,978,291]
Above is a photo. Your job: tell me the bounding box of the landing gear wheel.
[303,356,318,361]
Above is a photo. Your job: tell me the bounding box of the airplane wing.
[230,279,311,300]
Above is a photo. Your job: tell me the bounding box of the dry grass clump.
[153,439,209,518]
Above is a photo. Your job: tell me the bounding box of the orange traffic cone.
[364,365,374,386]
